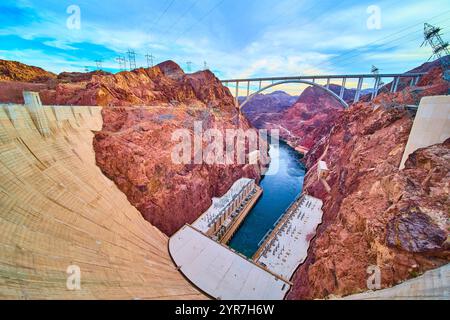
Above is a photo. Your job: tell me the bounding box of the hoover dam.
[0,99,202,299]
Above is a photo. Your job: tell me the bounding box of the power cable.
[166,0,201,31]
[315,10,450,70]
[174,0,227,42]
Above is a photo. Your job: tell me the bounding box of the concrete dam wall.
[0,101,203,299]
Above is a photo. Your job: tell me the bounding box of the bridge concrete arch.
[238,79,349,110]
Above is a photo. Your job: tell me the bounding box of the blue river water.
[228,141,306,258]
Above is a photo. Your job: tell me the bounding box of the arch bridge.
[221,72,426,109]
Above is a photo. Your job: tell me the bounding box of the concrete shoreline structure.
[192,178,262,242]
[400,95,450,169]
[341,264,449,300]
[170,177,298,300]
[254,195,324,280]
[169,174,324,299]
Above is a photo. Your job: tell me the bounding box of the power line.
[127,50,137,70]
[174,0,227,42]
[315,10,450,70]
[152,0,176,29]
[326,25,446,70]
[329,22,450,71]
[371,65,380,75]
[186,61,192,72]
[326,32,429,71]
[145,53,154,68]
[282,0,348,30]
[95,59,103,70]
[235,0,328,47]
[333,31,426,68]
[421,22,450,61]
[116,56,126,71]
[325,26,450,73]
[322,15,450,69]
[166,0,200,32]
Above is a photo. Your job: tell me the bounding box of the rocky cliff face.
[0,59,56,82]
[277,86,345,152]
[94,107,262,236]
[287,64,449,299]
[0,60,233,107]
[240,86,345,154]
[93,63,265,235]
[240,91,298,128]
[328,84,373,103]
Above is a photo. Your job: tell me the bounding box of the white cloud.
[43,40,78,51]
[1,0,448,76]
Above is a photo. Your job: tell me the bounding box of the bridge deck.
[221,72,426,106]
[221,72,426,83]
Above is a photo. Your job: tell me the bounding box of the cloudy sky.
[0,0,449,80]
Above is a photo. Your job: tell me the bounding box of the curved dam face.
[0,101,202,299]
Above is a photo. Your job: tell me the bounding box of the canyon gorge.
[0,59,267,236]
[0,58,448,299]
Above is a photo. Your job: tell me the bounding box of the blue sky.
[0,0,449,79]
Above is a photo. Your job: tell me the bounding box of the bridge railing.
[220,73,426,107]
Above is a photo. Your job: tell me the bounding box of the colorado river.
[228,141,306,257]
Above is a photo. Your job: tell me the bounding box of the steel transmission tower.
[145,53,154,68]
[186,61,192,72]
[371,65,380,75]
[371,65,384,89]
[421,23,450,61]
[127,50,137,70]
[95,59,103,70]
[116,57,127,71]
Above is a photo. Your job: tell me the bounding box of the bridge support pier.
[354,77,364,102]
[339,78,347,99]
[235,81,239,109]
[391,77,399,93]
[372,77,380,100]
